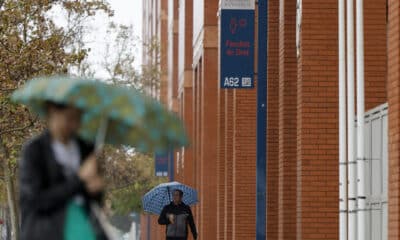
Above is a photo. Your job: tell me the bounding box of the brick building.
[140,0,400,239]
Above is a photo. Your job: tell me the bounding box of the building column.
[231,88,257,239]
[217,72,226,240]
[278,0,298,238]
[224,90,234,240]
[266,0,280,238]
[296,1,339,239]
[388,0,400,239]
[182,87,194,186]
[199,46,219,239]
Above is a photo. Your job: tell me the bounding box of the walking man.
[158,189,198,240]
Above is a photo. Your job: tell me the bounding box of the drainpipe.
[347,0,357,239]
[338,0,347,239]
[356,0,366,238]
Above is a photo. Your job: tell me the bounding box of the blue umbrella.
[142,182,198,215]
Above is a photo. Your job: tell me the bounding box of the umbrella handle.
[167,187,171,203]
[95,117,108,155]
[90,202,118,239]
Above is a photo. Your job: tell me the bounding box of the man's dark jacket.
[158,202,198,240]
[19,131,107,240]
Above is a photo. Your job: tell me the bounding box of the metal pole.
[95,117,109,154]
[167,186,171,203]
[256,0,268,239]
[356,0,366,238]
[339,0,348,238]
[347,0,357,238]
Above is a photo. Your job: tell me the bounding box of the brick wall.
[225,90,234,240]
[140,214,165,240]
[217,64,225,239]
[388,1,400,239]
[364,0,387,110]
[232,87,257,239]
[190,1,220,239]
[296,1,339,239]
[218,12,235,240]
[229,5,258,239]
[192,60,201,230]
[193,61,202,229]
[182,87,194,186]
[267,0,280,238]
[139,214,147,240]
[216,10,224,239]
[278,0,298,238]
[199,47,219,240]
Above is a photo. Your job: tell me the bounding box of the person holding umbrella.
[158,189,198,240]
[19,102,107,240]
[13,76,189,239]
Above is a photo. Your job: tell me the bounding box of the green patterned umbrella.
[12,75,187,153]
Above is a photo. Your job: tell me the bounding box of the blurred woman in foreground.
[19,102,107,240]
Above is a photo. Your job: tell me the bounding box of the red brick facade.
[388,1,400,239]
[296,1,339,238]
[140,0,397,239]
[278,0,297,238]
[216,70,225,240]
[267,0,280,238]
[223,90,234,240]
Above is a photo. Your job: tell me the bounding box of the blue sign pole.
[256,0,268,239]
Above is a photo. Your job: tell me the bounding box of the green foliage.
[0,2,112,236]
[0,0,112,175]
[102,146,165,214]
[0,0,164,221]
[141,36,161,95]
[0,181,6,205]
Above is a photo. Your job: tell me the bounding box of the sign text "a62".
[224,77,239,87]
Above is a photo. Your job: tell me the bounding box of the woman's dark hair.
[45,101,68,111]
[173,189,184,197]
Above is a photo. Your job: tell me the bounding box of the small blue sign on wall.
[220,9,255,88]
[155,152,169,177]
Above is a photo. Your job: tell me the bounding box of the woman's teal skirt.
[64,202,96,240]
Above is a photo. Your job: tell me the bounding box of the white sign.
[221,0,255,10]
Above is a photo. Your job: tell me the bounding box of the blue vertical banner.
[155,152,169,177]
[220,6,255,88]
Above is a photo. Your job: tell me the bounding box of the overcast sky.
[52,0,143,78]
[108,0,143,27]
[88,0,143,76]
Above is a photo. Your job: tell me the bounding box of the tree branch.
[0,88,16,92]
[108,182,136,192]
[0,121,34,136]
